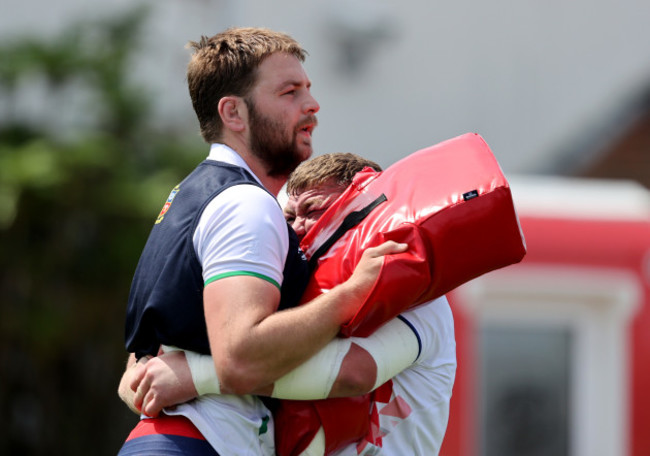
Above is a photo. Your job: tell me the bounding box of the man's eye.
[284,215,295,223]
[306,209,326,218]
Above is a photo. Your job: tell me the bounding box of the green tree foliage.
[0,7,205,455]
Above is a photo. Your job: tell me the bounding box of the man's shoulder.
[192,159,264,188]
[183,161,277,213]
[199,184,286,240]
[214,183,280,213]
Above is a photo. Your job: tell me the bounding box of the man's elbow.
[216,359,266,395]
[328,344,378,397]
[330,369,375,397]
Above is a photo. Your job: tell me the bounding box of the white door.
[457,265,639,456]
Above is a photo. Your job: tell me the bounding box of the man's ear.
[218,96,246,132]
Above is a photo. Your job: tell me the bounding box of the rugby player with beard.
[118,27,406,456]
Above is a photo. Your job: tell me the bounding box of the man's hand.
[130,351,198,417]
[342,241,408,320]
[118,354,151,414]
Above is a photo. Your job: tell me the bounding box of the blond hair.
[287,153,382,195]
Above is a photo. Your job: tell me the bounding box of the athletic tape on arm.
[272,316,419,399]
[271,338,352,400]
[160,345,221,396]
[185,350,221,395]
[352,316,420,391]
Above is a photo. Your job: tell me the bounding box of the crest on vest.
[156,185,180,224]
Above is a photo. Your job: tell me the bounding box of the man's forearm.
[205,241,408,395]
[205,276,359,395]
[185,316,419,400]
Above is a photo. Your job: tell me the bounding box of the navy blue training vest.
[124,160,310,359]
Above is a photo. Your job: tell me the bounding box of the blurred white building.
[3,0,650,175]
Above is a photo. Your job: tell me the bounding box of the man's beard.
[245,98,313,178]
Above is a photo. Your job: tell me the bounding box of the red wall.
[441,214,650,456]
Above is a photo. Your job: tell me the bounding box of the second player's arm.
[205,240,407,395]
[127,312,419,416]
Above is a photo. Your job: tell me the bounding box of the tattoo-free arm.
[205,241,407,395]
[129,314,418,417]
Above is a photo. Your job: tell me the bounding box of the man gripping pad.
[275,133,526,456]
[300,132,526,337]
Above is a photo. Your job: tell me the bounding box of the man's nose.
[292,218,306,239]
[303,92,320,115]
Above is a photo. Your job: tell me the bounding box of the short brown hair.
[287,153,382,195]
[187,27,307,143]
